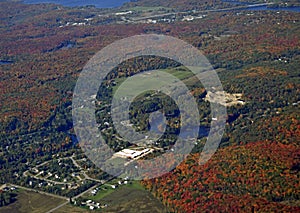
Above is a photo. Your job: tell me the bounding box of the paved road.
[24,155,103,185]
[70,157,103,183]
[131,3,274,21]
[74,183,101,199]
[7,184,70,213]
[46,182,105,212]
[46,201,69,213]
[19,155,106,212]
[9,184,68,200]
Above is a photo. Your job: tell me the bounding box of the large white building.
[114,148,150,159]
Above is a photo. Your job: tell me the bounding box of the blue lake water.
[23,0,300,12]
[0,60,14,65]
[245,6,300,12]
[222,0,300,12]
[23,0,131,8]
[222,0,251,5]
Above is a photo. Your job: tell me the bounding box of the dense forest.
[142,140,300,212]
[0,0,299,211]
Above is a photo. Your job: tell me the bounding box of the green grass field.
[87,185,116,200]
[82,181,167,212]
[0,190,66,213]
[98,183,167,212]
[112,67,196,96]
[127,6,171,12]
[54,204,90,213]
[164,67,194,80]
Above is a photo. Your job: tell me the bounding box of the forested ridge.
[0,1,299,211]
[142,140,300,212]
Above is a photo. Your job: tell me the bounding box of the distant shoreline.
[21,0,131,8]
[18,0,300,12]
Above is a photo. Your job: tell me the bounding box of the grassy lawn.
[87,181,145,201]
[87,186,115,200]
[164,67,194,80]
[99,183,167,213]
[54,204,90,213]
[112,74,169,97]
[0,189,66,213]
[105,157,127,167]
[127,181,147,191]
[112,67,195,96]
[127,6,171,12]
[81,181,167,213]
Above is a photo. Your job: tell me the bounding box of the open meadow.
[0,190,65,213]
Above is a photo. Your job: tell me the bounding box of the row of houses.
[1,185,16,192]
[77,199,107,210]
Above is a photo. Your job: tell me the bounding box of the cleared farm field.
[0,190,65,213]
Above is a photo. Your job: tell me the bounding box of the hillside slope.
[142,140,300,212]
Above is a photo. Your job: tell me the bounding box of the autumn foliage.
[142,141,300,212]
